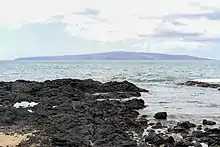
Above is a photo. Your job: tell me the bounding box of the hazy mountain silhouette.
[15,51,210,60]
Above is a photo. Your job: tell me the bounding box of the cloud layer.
[0,0,220,59]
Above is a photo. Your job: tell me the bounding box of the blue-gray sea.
[1,60,220,124]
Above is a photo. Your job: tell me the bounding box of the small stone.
[154,112,167,119]
[197,125,202,130]
[145,132,165,145]
[174,126,188,133]
[167,127,173,133]
[152,122,163,129]
[202,119,216,125]
[166,136,175,144]
[138,118,148,126]
[149,123,155,126]
[141,115,148,118]
[149,129,155,133]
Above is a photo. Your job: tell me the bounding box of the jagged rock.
[145,132,165,145]
[152,122,163,129]
[177,121,196,129]
[124,99,146,109]
[0,79,149,147]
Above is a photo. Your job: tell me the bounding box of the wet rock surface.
[203,119,216,125]
[179,81,220,90]
[154,112,167,119]
[142,114,220,147]
[0,78,219,147]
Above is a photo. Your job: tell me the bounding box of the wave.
[192,78,220,83]
[207,104,220,108]
[111,75,176,83]
[147,79,174,83]
[186,100,203,104]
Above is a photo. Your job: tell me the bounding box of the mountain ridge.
[14,51,211,60]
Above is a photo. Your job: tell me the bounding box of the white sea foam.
[200,143,208,147]
[13,101,38,108]
[193,78,220,83]
[27,109,33,113]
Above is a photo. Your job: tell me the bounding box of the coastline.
[0,79,219,146]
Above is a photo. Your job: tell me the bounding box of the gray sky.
[0,0,220,59]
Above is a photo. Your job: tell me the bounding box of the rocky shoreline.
[0,79,219,147]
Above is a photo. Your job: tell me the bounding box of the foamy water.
[193,78,220,83]
[1,60,220,123]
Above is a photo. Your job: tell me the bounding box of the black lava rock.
[0,79,149,147]
[203,119,216,125]
[152,122,163,129]
[154,112,167,119]
[177,121,196,129]
[145,132,165,145]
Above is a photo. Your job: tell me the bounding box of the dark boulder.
[152,122,163,129]
[177,121,196,129]
[123,99,146,110]
[154,112,167,119]
[203,119,216,125]
[145,132,165,146]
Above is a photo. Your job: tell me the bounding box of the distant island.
[14,51,210,60]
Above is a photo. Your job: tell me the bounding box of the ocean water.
[1,60,220,124]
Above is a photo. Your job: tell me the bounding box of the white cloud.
[177,17,220,38]
[132,37,209,53]
[0,0,209,28]
[0,0,219,53]
[192,0,220,10]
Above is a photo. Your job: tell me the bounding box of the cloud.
[139,31,201,38]
[164,12,220,20]
[0,0,220,59]
[74,8,100,16]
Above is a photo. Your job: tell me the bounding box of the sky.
[0,0,220,60]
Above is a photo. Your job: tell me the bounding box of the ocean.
[1,60,220,124]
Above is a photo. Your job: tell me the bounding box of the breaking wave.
[192,78,220,83]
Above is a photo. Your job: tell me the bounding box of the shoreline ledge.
[0,79,218,147]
